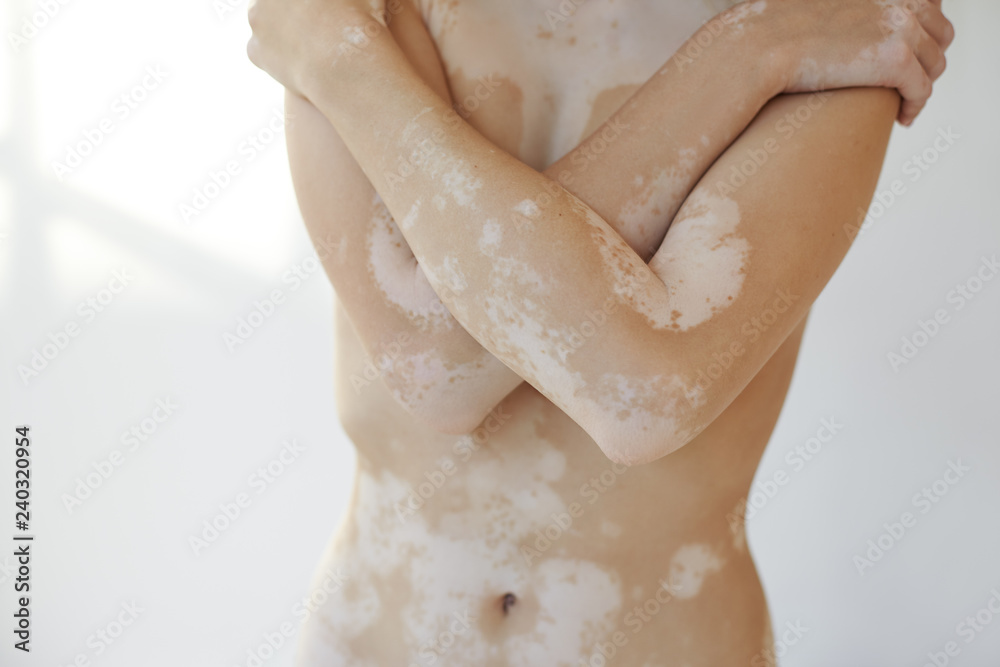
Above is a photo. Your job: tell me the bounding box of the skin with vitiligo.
[267,0,952,663]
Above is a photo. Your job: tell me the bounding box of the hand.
[737,0,954,125]
[247,0,390,97]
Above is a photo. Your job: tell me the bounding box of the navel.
[501,591,517,615]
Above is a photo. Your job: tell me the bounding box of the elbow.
[411,400,511,436]
[592,419,699,468]
[594,433,675,468]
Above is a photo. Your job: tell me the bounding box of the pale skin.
[248,0,953,663]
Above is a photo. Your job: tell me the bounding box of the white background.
[1,0,997,666]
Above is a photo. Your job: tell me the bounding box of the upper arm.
[284,1,523,434]
[596,87,899,464]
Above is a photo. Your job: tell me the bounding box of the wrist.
[299,7,396,104]
[704,3,789,100]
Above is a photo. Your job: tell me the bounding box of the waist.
[294,457,769,666]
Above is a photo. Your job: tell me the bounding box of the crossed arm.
[286,1,897,464]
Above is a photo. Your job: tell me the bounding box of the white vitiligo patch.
[366,196,453,332]
[792,38,894,92]
[400,199,421,231]
[599,373,686,421]
[343,25,367,46]
[731,513,747,554]
[582,205,674,333]
[475,235,606,419]
[396,111,483,210]
[584,372,704,459]
[387,350,460,412]
[479,219,502,253]
[615,146,698,246]
[725,0,767,32]
[601,520,623,538]
[400,106,436,145]
[297,430,630,663]
[514,199,540,218]
[649,191,749,331]
[424,0,720,168]
[668,543,725,600]
[438,256,468,294]
[441,164,482,208]
[476,205,708,446]
[482,288,578,394]
[505,558,622,662]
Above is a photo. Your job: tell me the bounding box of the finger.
[915,5,955,50]
[910,23,948,81]
[896,52,933,125]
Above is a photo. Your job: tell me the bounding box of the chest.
[419,0,731,169]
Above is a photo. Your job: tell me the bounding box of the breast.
[420,0,731,169]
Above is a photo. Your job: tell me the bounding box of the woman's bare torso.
[297,0,808,664]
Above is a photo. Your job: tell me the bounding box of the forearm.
[299,4,784,433]
[306,21,797,452]
[313,11,782,261]
[542,8,784,259]
[251,0,948,455]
